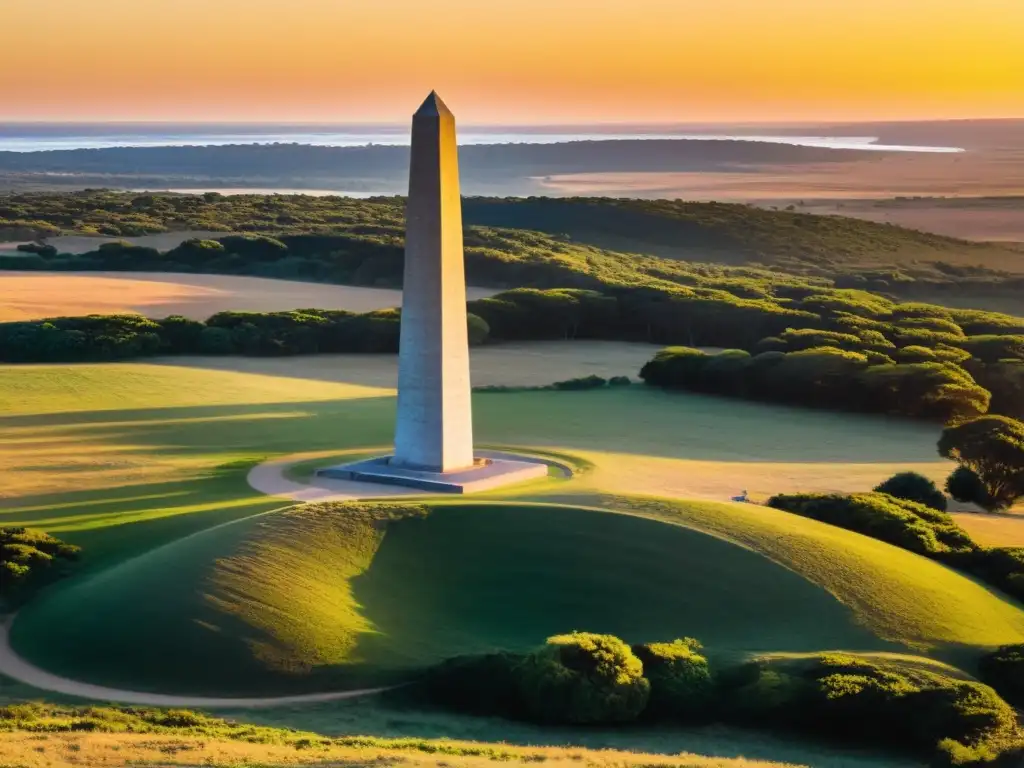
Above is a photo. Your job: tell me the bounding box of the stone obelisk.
[392,91,475,472]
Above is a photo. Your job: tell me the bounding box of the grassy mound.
[13,500,895,696]
[596,495,1024,661]
[15,498,1024,697]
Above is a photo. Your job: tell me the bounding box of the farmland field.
[0,271,496,321]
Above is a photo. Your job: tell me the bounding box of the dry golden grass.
[0,363,387,502]
[0,732,799,768]
[0,271,496,321]
[952,512,1024,547]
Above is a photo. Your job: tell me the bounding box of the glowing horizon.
[2,0,1021,124]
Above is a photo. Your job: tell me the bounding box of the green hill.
[3,191,1020,280]
[14,498,1024,697]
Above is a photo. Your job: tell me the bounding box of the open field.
[798,197,1024,243]
[169,341,660,388]
[0,362,954,510]
[2,360,1023,766]
[952,512,1024,547]
[4,364,1024,692]
[0,271,496,321]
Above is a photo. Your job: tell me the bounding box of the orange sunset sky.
[2,0,1022,124]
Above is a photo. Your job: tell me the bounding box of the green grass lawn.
[2,361,1019,699]
[14,496,1024,697]
[9,500,888,696]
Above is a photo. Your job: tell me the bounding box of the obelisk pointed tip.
[415,90,453,118]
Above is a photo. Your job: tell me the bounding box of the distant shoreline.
[0,130,963,154]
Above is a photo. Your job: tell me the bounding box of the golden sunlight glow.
[2,0,1021,122]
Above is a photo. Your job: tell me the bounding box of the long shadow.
[2,388,945,466]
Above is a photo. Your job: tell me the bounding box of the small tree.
[945,466,990,509]
[516,632,650,724]
[938,416,1024,511]
[874,472,947,512]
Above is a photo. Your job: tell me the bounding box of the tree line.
[1,284,1021,424]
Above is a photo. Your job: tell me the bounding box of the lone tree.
[874,471,947,511]
[938,416,1024,511]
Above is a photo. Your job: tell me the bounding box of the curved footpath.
[0,456,401,707]
[0,450,561,707]
[0,618,389,707]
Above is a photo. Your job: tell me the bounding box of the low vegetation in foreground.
[0,527,79,609]
[421,632,1023,767]
[0,703,797,768]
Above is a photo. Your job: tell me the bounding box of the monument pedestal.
[316,453,548,494]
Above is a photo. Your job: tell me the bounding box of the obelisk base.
[316,453,547,494]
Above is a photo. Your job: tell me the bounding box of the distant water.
[137,187,382,197]
[0,124,964,154]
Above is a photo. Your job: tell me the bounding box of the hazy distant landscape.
[3,118,1021,242]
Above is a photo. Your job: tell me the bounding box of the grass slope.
[14,498,1024,697]
[0,371,959,563]
[0,362,386,415]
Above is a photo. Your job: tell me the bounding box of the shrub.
[419,653,523,717]
[552,375,607,391]
[874,471,948,512]
[516,632,650,724]
[0,527,80,606]
[466,313,490,346]
[767,492,972,556]
[16,242,57,258]
[641,346,989,423]
[609,375,632,387]
[979,645,1024,707]
[946,466,991,508]
[717,654,1019,763]
[632,638,713,720]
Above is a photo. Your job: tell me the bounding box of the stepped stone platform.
[316,453,548,494]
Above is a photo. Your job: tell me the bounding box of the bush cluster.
[874,472,948,511]
[0,527,80,607]
[717,653,1019,767]
[766,490,1024,605]
[640,346,990,423]
[767,492,972,556]
[979,645,1024,707]
[0,309,491,362]
[421,633,1021,766]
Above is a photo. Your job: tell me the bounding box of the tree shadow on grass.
[2,388,945,467]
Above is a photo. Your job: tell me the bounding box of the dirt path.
[0,469,403,707]
[0,617,390,707]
